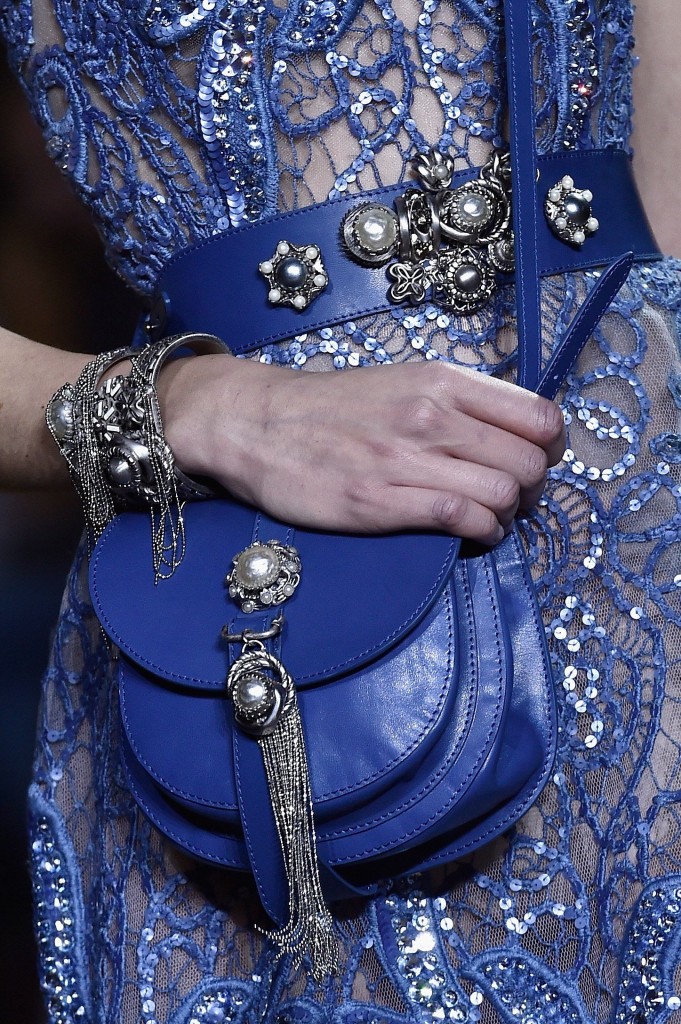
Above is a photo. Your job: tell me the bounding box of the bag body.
[91,499,556,907]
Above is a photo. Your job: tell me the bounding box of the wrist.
[156,351,232,481]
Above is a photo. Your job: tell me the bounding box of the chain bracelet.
[46,333,230,580]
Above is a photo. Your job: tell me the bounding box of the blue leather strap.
[535,251,634,400]
[233,729,290,925]
[144,151,659,356]
[501,0,636,397]
[503,0,541,390]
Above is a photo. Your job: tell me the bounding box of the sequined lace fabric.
[2,0,681,1021]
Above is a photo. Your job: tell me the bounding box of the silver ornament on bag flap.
[226,540,302,613]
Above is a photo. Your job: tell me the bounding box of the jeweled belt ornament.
[342,148,515,314]
[251,147,603,319]
[150,148,659,356]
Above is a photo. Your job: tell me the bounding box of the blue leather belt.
[145,147,660,358]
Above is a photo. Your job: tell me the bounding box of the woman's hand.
[159,354,566,546]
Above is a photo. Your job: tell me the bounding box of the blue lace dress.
[2,0,681,1021]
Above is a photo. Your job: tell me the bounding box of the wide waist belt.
[145,148,660,356]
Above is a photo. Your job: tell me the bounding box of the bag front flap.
[90,497,459,689]
[118,580,459,815]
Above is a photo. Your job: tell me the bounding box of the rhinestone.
[462,194,487,219]
[454,263,483,293]
[108,454,134,486]
[455,189,494,229]
[564,192,591,225]
[236,675,272,711]
[206,1006,226,1022]
[357,208,396,250]
[344,203,398,263]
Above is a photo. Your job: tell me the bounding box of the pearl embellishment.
[342,203,399,265]
[259,240,329,309]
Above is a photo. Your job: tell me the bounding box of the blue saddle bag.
[90,509,554,911]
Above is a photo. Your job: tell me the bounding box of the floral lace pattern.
[2,0,681,1021]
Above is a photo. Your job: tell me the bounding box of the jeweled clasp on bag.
[222,614,292,738]
[225,539,302,614]
[225,643,293,738]
[221,552,337,981]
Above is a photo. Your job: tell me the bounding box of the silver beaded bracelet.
[46,346,136,540]
[46,333,230,580]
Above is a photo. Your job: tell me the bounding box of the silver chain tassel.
[258,698,338,983]
[223,620,338,983]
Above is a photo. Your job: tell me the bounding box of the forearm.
[0,329,91,488]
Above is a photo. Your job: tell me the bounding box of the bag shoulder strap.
[504,0,542,391]
[503,0,633,397]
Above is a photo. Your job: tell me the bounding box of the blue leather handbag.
[88,0,646,977]
[92,504,550,894]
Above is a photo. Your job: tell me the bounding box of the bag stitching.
[416,530,557,861]
[119,587,457,805]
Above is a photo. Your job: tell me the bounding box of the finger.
[433,365,566,463]
[388,487,506,545]
[446,422,549,510]
[388,456,522,527]
[399,416,549,510]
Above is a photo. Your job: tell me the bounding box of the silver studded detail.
[342,202,399,265]
[226,540,302,613]
[259,240,329,310]
[545,175,599,247]
[356,147,514,314]
[31,814,89,1023]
